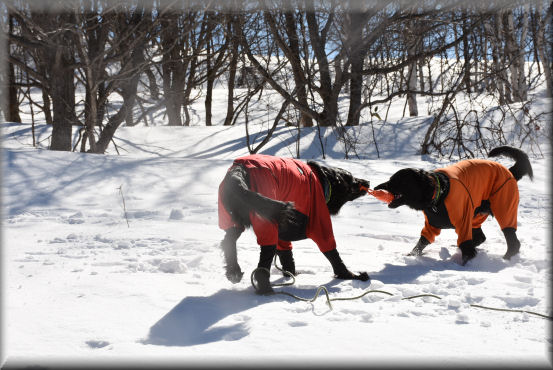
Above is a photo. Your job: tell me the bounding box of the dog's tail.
[488,146,533,181]
[221,165,297,228]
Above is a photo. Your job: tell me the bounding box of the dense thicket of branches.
[1,0,551,155]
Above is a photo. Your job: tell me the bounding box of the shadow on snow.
[371,248,511,284]
[142,278,344,347]
[142,289,258,347]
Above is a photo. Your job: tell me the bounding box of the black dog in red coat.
[218,154,370,294]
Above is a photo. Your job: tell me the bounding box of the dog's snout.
[356,178,370,190]
[374,182,388,191]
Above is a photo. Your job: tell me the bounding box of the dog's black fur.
[375,146,533,265]
[220,159,370,285]
[306,161,370,215]
[220,164,296,230]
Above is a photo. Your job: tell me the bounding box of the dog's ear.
[307,160,327,183]
[307,160,320,169]
[307,160,326,176]
[307,160,335,188]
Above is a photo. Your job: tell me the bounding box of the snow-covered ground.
[1,87,552,368]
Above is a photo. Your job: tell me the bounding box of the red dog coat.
[218,154,337,252]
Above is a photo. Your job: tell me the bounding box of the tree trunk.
[462,16,472,94]
[8,58,21,122]
[145,67,160,101]
[346,11,366,126]
[182,55,197,127]
[263,7,313,127]
[83,86,98,151]
[41,84,52,124]
[284,8,312,127]
[516,4,529,101]
[503,10,520,102]
[306,5,336,127]
[224,15,239,126]
[94,48,142,153]
[406,20,418,117]
[406,62,418,117]
[161,14,184,126]
[493,13,509,104]
[533,5,553,98]
[453,21,460,61]
[7,13,21,122]
[49,44,76,151]
[205,37,214,126]
[93,6,146,153]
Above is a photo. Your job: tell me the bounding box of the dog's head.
[308,161,370,215]
[374,168,434,210]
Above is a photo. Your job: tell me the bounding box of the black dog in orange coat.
[375,146,533,265]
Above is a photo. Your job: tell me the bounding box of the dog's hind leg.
[253,245,277,294]
[276,244,296,277]
[258,245,277,270]
[488,181,520,260]
[221,227,244,283]
[502,227,520,260]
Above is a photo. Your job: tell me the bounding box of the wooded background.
[1,0,551,155]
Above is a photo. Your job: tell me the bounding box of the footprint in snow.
[288,321,308,327]
[85,340,110,349]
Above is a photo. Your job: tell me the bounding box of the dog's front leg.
[323,249,369,281]
[408,236,430,256]
[221,227,244,283]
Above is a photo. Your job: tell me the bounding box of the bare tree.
[343,6,372,125]
[531,2,552,98]
[5,10,22,122]
[159,10,185,127]
[223,11,241,126]
[5,0,549,158]
[263,1,313,127]
[8,2,79,151]
[93,3,152,153]
[404,18,421,117]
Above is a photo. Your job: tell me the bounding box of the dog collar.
[322,177,332,204]
[308,163,332,204]
[430,173,441,212]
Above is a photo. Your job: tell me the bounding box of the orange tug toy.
[360,185,394,204]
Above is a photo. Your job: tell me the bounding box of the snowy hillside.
[1,88,552,368]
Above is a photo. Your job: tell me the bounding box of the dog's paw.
[353,271,370,281]
[503,248,520,260]
[335,270,370,281]
[407,246,424,256]
[225,265,244,283]
[407,237,430,256]
[461,250,477,266]
[252,268,274,295]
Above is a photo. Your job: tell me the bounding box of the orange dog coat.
[421,159,519,246]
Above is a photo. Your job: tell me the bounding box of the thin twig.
[118,185,130,228]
